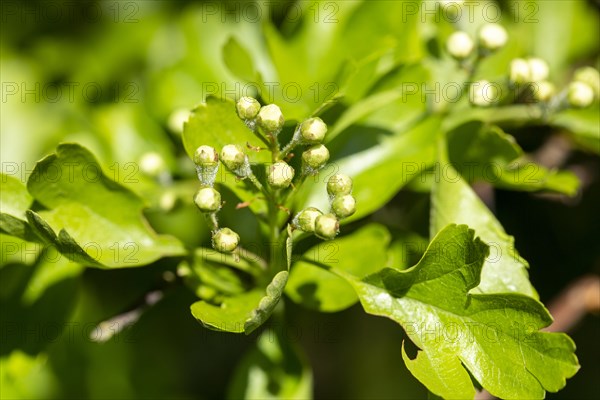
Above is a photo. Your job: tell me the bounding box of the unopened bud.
[527,58,549,82]
[568,81,595,108]
[533,81,555,102]
[257,104,284,134]
[302,144,330,170]
[469,80,499,107]
[221,144,246,171]
[194,145,218,166]
[314,214,339,240]
[331,195,356,219]
[509,58,530,84]
[267,161,295,189]
[574,67,600,96]
[212,228,240,253]
[446,31,474,59]
[236,97,261,120]
[327,174,353,196]
[294,207,323,232]
[139,152,166,177]
[478,23,507,51]
[194,187,221,212]
[300,117,328,143]
[167,108,192,134]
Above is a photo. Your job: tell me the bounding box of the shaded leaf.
[447,122,579,196]
[227,328,312,400]
[286,224,390,312]
[223,37,260,83]
[191,271,288,335]
[552,107,600,154]
[0,174,38,241]
[26,144,185,268]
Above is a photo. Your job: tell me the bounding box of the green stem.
[204,213,219,232]
[247,171,269,198]
[280,125,302,159]
[266,193,282,274]
[269,132,280,162]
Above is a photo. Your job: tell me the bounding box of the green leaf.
[331,224,579,399]
[223,37,260,83]
[431,159,537,298]
[447,122,579,196]
[0,174,38,241]
[26,143,185,268]
[191,271,288,335]
[22,247,83,305]
[228,328,312,400]
[286,224,390,312]
[244,271,289,334]
[183,96,269,161]
[552,107,600,154]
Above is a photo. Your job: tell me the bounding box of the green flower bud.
[302,144,330,170]
[568,81,595,108]
[159,190,177,211]
[194,146,219,186]
[236,97,261,120]
[139,152,166,177]
[167,108,192,134]
[194,187,221,212]
[574,67,600,96]
[221,144,246,171]
[533,81,555,102]
[331,194,356,219]
[300,117,328,143]
[294,207,323,232]
[314,214,339,240]
[478,23,507,51]
[509,58,530,84]
[446,31,474,59]
[527,58,549,82]
[327,174,353,196]
[267,161,295,189]
[212,228,240,253]
[257,104,284,133]
[469,80,499,107]
[194,145,218,166]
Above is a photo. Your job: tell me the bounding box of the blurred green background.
[1,0,598,399]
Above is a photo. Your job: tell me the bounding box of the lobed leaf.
[26,143,185,268]
[327,224,579,399]
[0,174,38,242]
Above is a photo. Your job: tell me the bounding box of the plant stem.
[205,213,219,232]
[247,171,269,198]
[280,125,302,159]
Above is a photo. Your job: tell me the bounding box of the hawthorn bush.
[1,1,599,399]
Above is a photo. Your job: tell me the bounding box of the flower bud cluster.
[190,98,358,252]
[444,22,598,110]
[292,174,356,241]
[192,143,247,253]
[568,67,599,108]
